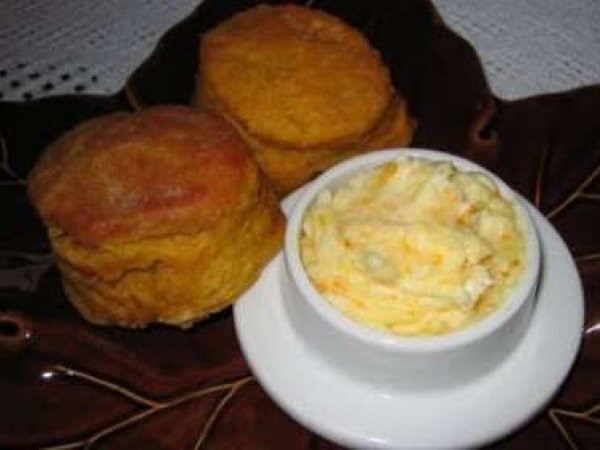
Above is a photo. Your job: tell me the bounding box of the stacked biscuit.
[196,4,413,195]
[28,4,414,328]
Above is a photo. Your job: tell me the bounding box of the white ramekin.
[284,149,541,391]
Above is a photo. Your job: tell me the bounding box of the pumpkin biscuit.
[28,106,284,328]
[196,4,414,195]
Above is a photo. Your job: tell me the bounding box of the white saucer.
[234,199,584,449]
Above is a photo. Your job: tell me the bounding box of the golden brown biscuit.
[28,106,284,328]
[196,4,414,195]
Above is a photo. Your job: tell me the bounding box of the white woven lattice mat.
[1,0,599,101]
[432,0,600,99]
[0,0,202,101]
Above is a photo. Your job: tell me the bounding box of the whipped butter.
[299,157,526,336]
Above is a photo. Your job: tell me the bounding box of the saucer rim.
[234,195,584,449]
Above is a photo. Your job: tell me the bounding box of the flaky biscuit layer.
[202,92,413,196]
[54,180,283,328]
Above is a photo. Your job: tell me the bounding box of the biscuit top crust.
[28,106,259,245]
[200,4,393,148]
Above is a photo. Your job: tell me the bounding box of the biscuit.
[28,106,284,328]
[196,4,413,195]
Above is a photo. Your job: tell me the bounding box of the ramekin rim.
[284,148,541,353]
